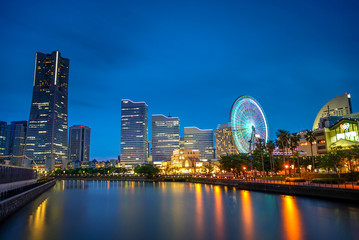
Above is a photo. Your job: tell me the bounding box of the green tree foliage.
[255,138,266,174]
[219,154,248,177]
[305,130,316,171]
[134,164,160,178]
[267,140,275,174]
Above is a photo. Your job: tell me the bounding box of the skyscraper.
[152,114,180,162]
[184,127,214,161]
[7,121,27,166]
[120,99,148,166]
[69,125,91,163]
[24,51,69,171]
[214,123,239,159]
[0,121,8,160]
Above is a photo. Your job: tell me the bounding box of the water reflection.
[64,180,88,189]
[195,184,204,239]
[28,198,48,240]
[281,195,303,240]
[214,186,225,239]
[1,180,359,240]
[240,190,255,239]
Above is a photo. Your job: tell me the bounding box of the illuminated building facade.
[298,118,359,156]
[120,99,148,166]
[327,119,359,150]
[69,125,91,163]
[24,51,69,171]
[312,93,352,130]
[170,149,202,170]
[152,114,180,162]
[0,121,8,158]
[184,127,214,161]
[7,121,28,166]
[215,123,239,159]
[297,129,321,156]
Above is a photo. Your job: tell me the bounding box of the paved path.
[0,179,37,193]
[239,178,359,190]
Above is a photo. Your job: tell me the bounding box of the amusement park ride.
[230,95,269,153]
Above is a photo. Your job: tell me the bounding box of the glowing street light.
[285,165,289,177]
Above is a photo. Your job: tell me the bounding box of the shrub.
[285,177,306,182]
[311,178,345,184]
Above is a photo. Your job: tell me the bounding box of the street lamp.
[285,165,289,177]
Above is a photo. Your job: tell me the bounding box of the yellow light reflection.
[195,184,204,239]
[28,198,48,240]
[241,190,254,239]
[282,196,302,240]
[214,186,225,239]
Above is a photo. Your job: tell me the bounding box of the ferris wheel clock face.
[230,95,269,153]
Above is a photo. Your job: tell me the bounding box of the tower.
[184,127,214,161]
[152,114,180,162]
[120,99,148,166]
[69,125,91,163]
[24,51,69,171]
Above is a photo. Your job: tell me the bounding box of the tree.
[305,130,316,172]
[219,154,248,177]
[322,147,346,176]
[276,130,290,175]
[267,140,275,174]
[289,132,301,175]
[134,164,160,178]
[255,138,266,175]
[347,145,359,172]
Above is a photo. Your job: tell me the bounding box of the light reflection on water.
[0,180,359,240]
[281,195,303,240]
[28,198,48,240]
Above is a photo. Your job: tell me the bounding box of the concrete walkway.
[0,179,37,193]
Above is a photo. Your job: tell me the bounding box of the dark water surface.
[1,180,359,240]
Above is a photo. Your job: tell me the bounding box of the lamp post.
[285,164,289,177]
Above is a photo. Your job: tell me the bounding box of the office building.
[184,127,214,161]
[7,121,27,166]
[313,93,352,130]
[152,114,180,162]
[120,99,148,166]
[0,121,8,159]
[24,51,69,171]
[214,123,239,159]
[69,125,91,163]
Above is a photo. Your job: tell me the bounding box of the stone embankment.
[0,180,55,222]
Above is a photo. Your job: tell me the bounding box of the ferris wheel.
[230,95,269,153]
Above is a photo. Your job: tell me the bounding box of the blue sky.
[1,0,358,160]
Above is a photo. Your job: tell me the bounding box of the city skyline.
[1,0,359,160]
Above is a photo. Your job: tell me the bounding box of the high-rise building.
[184,127,214,161]
[120,99,148,166]
[214,123,239,159]
[7,121,27,166]
[24,51,69,171]
[152,114,180,162]
[69,125,91,163]
[313,93,352,130]
[0,121,8,160]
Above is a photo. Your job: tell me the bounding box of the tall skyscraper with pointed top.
[24,51,69,171]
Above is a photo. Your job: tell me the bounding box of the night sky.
[1,0,359,160]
